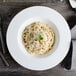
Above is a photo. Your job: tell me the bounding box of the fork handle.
[0,30,6,54]
[0,51,9,66]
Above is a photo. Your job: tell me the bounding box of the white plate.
[69,0,76,8]
[6,6,71,71]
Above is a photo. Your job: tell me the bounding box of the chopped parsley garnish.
[36,34,43,41]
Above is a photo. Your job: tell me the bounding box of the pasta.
[22,22,55,55]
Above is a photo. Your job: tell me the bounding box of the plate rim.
[6,6,71,71]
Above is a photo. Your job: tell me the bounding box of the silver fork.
[0,16,6,54]
[0,51,9,66]
[0,15,9,66]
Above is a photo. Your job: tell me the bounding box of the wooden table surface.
[0,0,76,76]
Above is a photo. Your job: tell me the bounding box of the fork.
[0,15,7,54]
[0,15,9,66]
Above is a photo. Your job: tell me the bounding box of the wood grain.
[0,1,76,76]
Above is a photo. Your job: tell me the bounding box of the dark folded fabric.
[61,41,73,70]
[67,15,76,29]
[61,15,76,70]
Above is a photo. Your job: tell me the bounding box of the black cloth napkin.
[61,15,76,70]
